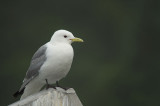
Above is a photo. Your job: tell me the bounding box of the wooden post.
[9,87,83,106]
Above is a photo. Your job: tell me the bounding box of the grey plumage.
[18,45,47,92]
[13,30,83,99]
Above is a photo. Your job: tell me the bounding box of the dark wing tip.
[13,91,20,98]
[13,88,25,98]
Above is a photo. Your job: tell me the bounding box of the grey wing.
[19,44,47,91]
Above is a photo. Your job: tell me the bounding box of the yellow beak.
[71,37,84,42]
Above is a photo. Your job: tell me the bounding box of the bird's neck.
[49,41,71,46]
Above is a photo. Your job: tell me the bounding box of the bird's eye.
[64,35,67,38]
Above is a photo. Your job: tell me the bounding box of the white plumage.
[13,30,83,99]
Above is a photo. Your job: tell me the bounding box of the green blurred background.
[1,0,160,106]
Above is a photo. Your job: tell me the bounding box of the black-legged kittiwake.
[13,29,83,100]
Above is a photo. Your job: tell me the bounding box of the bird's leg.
[56,81,60,87]
[56,81,70,90]
[45,79,55,89]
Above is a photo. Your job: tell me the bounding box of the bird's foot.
[46,84,56,90]
[45,79,56,90]
[56,81,70,90]
[59,87,70,90]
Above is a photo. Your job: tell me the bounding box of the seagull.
[13,29,83,100]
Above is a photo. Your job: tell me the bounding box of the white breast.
[39,42,74,84]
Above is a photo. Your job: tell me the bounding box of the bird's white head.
[50,29,83,44]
